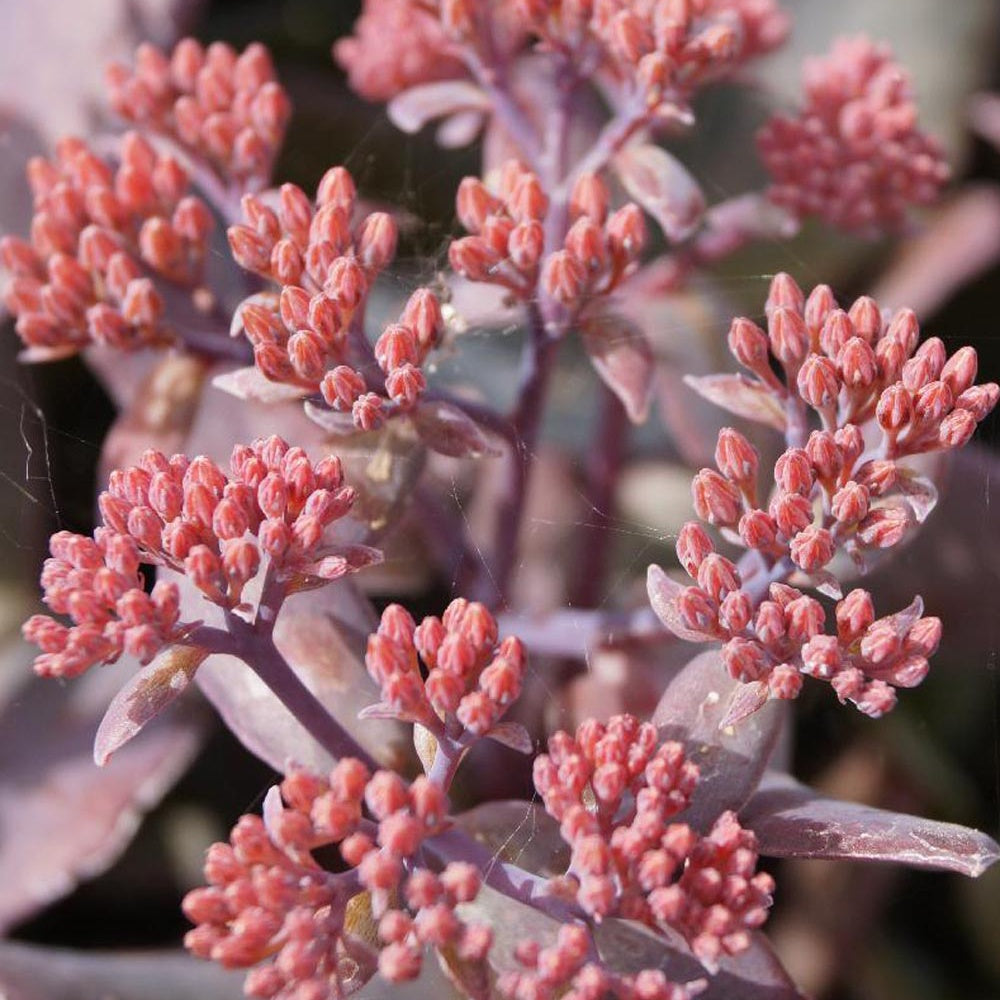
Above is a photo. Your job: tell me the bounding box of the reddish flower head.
[23,436,377,679]
[758,37,949,233]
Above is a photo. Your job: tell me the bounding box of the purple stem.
[424,828,585,925]
[571,385,629,608]
[198,571,378,769]
[469,306,559,606]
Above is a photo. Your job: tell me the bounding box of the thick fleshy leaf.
[896,469,939,524]
[652,650,785,832]
[595,922,805,1000]
[388,80,491,133]
[0,654,203,932]
[461,885,801,1000]
[485,720,534,754]
[436,109,485,148]
[302,400,360,435]
[720,680,770,728]
[683,374,787,432]
[412,399,502,458]
[613,142,706,242]
[581,312,655,423]
[0,943,243,1000]
[453,800,567,876]
[94,643,208,765]
[212,366,308,403]
[742,771,1000,877]
[647,564,718,642]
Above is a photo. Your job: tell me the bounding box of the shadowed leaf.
[743,772,1000,877]
[0,943,242,1000]
[94,643,208,765]
[683,374,787,432]
[388,80,491,133]
[652,650,785,832]
[0,650,203,933]
[412,400,502,458]
[647,564,717,642]
[581,312,655,423]
[614,142,706,242]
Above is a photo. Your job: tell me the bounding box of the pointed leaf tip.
[743,772,1000,877]
[94,645,208,766]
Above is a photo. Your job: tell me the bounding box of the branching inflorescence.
[7,5,1000,1000]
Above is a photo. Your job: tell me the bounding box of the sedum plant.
[3,4,998,998]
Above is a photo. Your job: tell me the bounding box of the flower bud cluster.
[105,38,291,188]
[334,0,466,102]
[518,0,787,112]
[1,132,213,357]
[721,585,939,718]
[758,36,949,234]
[364,599,526,738]
[500,922,703,1000]
[184,760,491,997]
[727,273,997,458]
[22,436,372,679]
[450,162,645,308]
[228,168,398,290]
[229,167,444,426]
[532,714,773,965]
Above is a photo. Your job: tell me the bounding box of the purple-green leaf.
[412,399,502,458]
[742,771,1000,877]
[683,374,787,432]
[581,312,655,423]
[94,643,209,765]
[0,943,243,1000]
[388,80,491,133]
[652,650,785,832]
[0,659,203,933]
[647,564,718,642]
[613,142,706,242]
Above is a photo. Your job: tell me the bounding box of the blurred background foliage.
[1,1,999,998]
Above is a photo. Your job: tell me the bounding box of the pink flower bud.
[358,212,398,270]
[847,295,882,342]
[692,469,742,526]
[316,165,356,209]
[401,288,442,351]
[320,365,366,411]
[876,382,912,431]
[839,337,878,389]
[765,272,805,319]
[831,481,870,524]
[857,505,911,548]
[508,220,544,271]
[804,283,837,336]
[768,491,813,538]
[768,307,809,365]
[375,323,419,373]
[714,428,758,488]
[818,310,854,358]
[954,383,1000,422]
[541,250,587,305]
[570,172,610,223]
[605,203,646,259]
[564,217,608,273]
[940,346,978,396]
[738,509,778,550]
[774,448,813,495]
[676,521,714,576]
[789,525,834,572]
[938,408,977,447]
[796,354,840,408]
[728,317,770,371]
